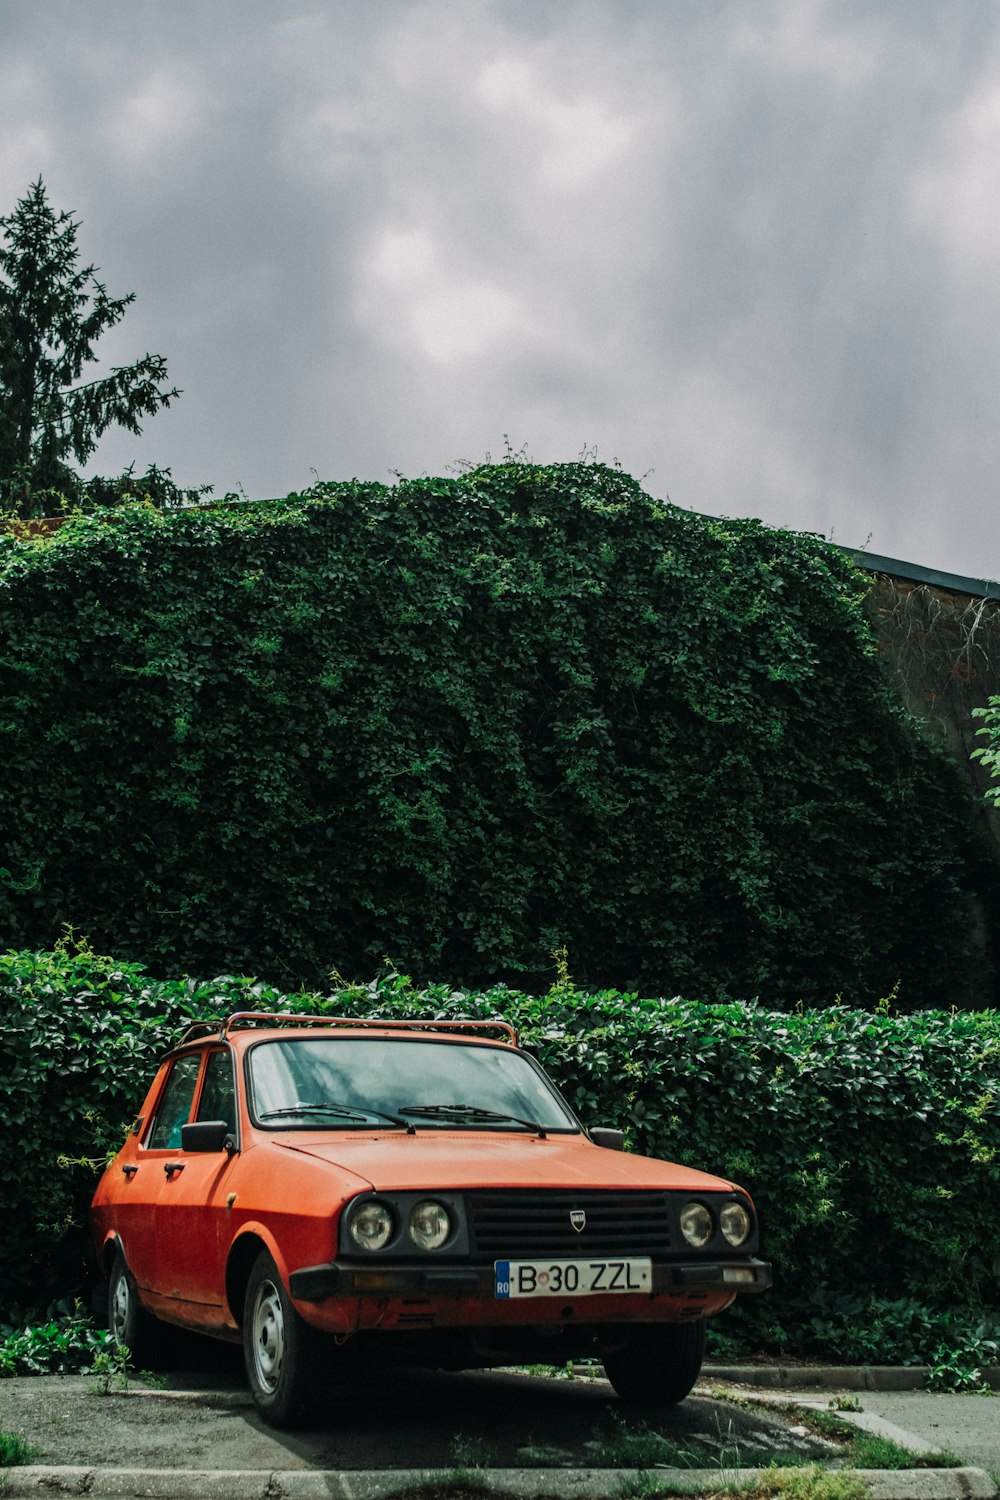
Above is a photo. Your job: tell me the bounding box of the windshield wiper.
[398,1103,547,1138]
[259,1101,414,1133]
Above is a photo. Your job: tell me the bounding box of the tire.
[243,1249,328,1428]
[601,1320,706,1407]
[106,1247,162,1366]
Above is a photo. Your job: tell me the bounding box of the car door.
[122,1050,203,1293]
[146,1046,240,1322]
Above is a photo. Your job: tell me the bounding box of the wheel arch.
[226,1228,286,1327]
[98,1231,125,1278]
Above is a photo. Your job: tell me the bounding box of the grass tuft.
[753,1466,870,1500]
[0,1428,35,1467]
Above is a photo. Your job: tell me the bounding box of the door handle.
[163,1161,185,1177]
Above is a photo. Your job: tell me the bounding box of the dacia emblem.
[570,1209,586,1233]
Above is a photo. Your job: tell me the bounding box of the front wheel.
[243,1250,328,1427]
[106,1247,162,1365]
[601,1320,706,1406]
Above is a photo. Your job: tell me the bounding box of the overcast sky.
[2,1,998,580]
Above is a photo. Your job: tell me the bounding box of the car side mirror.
[590,1126,625,1150]
[181,1120,236,1154]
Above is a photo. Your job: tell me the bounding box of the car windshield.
[247,1037,579,1132]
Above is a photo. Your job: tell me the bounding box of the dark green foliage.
[0,178,178,514]
[0,462,993,1005]
[3,945,998,1359]
[973,695,1000,804]
[0,1300,112,1376]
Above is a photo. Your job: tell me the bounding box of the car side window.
[147,1054,202,1150]
[197,1049,236,1132]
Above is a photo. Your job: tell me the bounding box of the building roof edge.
[833,546,1000,601]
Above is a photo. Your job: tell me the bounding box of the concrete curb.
[1,1466,997,1500]
[110,1365,1000,1398]
[87,1364,1000,1401]
[702,1365,1000,1392]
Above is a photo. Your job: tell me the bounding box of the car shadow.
[149,1343,836,1472]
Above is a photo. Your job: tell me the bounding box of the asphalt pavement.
[0,1362,998,1500]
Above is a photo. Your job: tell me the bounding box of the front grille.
[467,1190,673,1259]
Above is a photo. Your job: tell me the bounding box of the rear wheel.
[243,1250,328,1427]
[602,1320,706,1406]
[106,1247,162,1365]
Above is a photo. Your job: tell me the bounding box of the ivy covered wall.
[0,462,994,1005]
[865,573,1000,852]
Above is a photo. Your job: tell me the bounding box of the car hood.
[274,1131,735,1194]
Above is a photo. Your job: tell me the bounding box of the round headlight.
[720,1202,751,1247]
[409,1199,451,1251]
[680,1201,714,1248]
[349,1200,394,1251]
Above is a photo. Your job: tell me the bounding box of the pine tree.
[0,179,179,516]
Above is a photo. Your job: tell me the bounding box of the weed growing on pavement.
[509,1359,598,1380]
[447,1432,498,1469]
[607,1463,871,1500]
[609,1475,685,1499]
[588,1412,711,1469]
[709,1385,753,1406]
[0,1428,35,1467]
[786,1409,856,1443]
[848,1434,962,1470]
[827,1397,862,1412]
[383,1464,885,1500]
[383,1484,524,1500]
[753,1466,869,1500]
[515,1442,573,1466]
[90,1342,131,1395]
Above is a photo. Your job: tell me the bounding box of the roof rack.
[174,1011,519,1048]
[173,1020,227,1048]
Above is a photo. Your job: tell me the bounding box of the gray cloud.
[2,0,998,577]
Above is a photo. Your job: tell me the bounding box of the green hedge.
[0,462,994,1007]
[4,944,998,1360]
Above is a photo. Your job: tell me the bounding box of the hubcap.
[251,1279,284,1394]
[111,1268,129,1341]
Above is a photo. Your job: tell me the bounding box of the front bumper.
[289,1257,772,1302]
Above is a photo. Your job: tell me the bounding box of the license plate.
[495,1257,652,1299]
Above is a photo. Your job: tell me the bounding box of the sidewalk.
[706,1363,1000,1480]
[712,1385,1000,1488]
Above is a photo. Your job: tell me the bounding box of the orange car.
[90,1013,771,1427]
